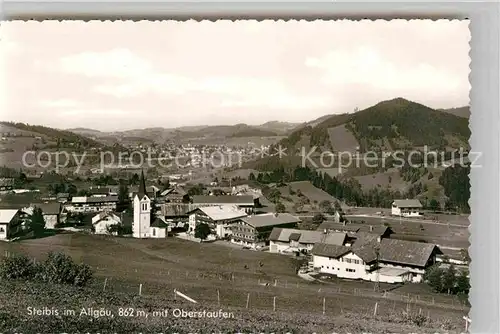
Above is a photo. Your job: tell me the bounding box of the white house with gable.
[92,211,122,235]
[391,199,423,217]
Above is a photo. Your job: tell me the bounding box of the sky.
[0,20,470,132]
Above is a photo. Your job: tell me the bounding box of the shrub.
[0,254,36,279]
[35,252,93,286]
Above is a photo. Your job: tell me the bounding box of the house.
[65,195,118,213]
[391,199,423,217]
[191,195,256,214]
[230,213,302,249]
[33,202,61,229]
[187,205,248,239]
[311,238,441,284]
[89,187,112,197]
[161,203,191,227]
[318,221,393,239]
[0,209,22,240]
[92,211,121,235]
[269,228,346,254]
[129,185,161,200]
[161,187,189,203]
[150,217,170,238]
[132,171,167,239]
[56,192,70,203]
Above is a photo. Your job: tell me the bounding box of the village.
[0,167,469,287]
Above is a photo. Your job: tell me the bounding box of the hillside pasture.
[0,233,468,332]
[274,181,340,212]
[327,124,359,153]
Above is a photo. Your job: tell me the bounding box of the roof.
[379,238,438,267]
[318,222,391,236]
[311,243,351,258]
[34,202,61,215]
[163,203,191,217]
[162,187,187,197]
[92,211,121,225]
[151,217,169,228]
[89,187,110,195]
[269,227,346,246]
[190,205,248,221]
[192,195,254,205]
[240,213,301,228]
[0,209,19,224]
[72,196,118,204]
[392,199,423,208]
[376,267,410,276]
[138,170,148,199]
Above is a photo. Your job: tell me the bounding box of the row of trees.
[424,264,470,296]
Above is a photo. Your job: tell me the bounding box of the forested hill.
[277,98,470,153]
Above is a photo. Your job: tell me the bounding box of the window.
[0,227,4,232]
[152,228,156,236]
[346,268,355,273]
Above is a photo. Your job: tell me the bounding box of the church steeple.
[138,170,148,198]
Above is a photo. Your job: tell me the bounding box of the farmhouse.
[191,195,255,214]
[92,211,121,235]
[318,221,393,239]
[129,185,161,199]
[161,203,190,226]
[269,228,347,254]
[88,187,112,197]
[312,238,441,284]
[33,202,61,229]
[187,205,248,239]
[65,195,118,213]
[391,199,423,217]
[0,209,22,240]
[56,192,70,203]
[161,187,189,203]
[230,213,302,249]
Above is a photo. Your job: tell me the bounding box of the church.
[132,171,169,239]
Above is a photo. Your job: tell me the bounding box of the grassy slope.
[0,233,467,333]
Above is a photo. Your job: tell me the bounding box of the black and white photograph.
[0,20,471,333]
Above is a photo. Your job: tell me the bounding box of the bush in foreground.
[0,251,93,287]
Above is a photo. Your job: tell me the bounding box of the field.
[0,233,468,332]
[274,181,341,212]
[327,124,359,153]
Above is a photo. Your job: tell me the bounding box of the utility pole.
[374,246,380,293]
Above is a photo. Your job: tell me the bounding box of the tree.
[312,213,326,225]
[30,207,46,236]
[319,200,332,213]
[424,264,444,293]
[460,248,471,263]
[150,198,159,223]
[456,270,470,295]
[429,199,440,211]
[194,223,211,242]
[117,184,130,212]
[442,264,457,294]
[268,189,281,204]
[275,202,286,213]
[334,200,342,212]
[187,184,204,196]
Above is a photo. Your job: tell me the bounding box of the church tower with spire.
[132,170,151,238]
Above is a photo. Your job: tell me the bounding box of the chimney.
[370,225,373,232]
[377,236,381,243]
[323,229,327,234]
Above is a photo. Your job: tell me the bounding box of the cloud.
[58,108,129,117]
[305,46,462,93]
[39,98,82,108]
[58,48,152,79]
